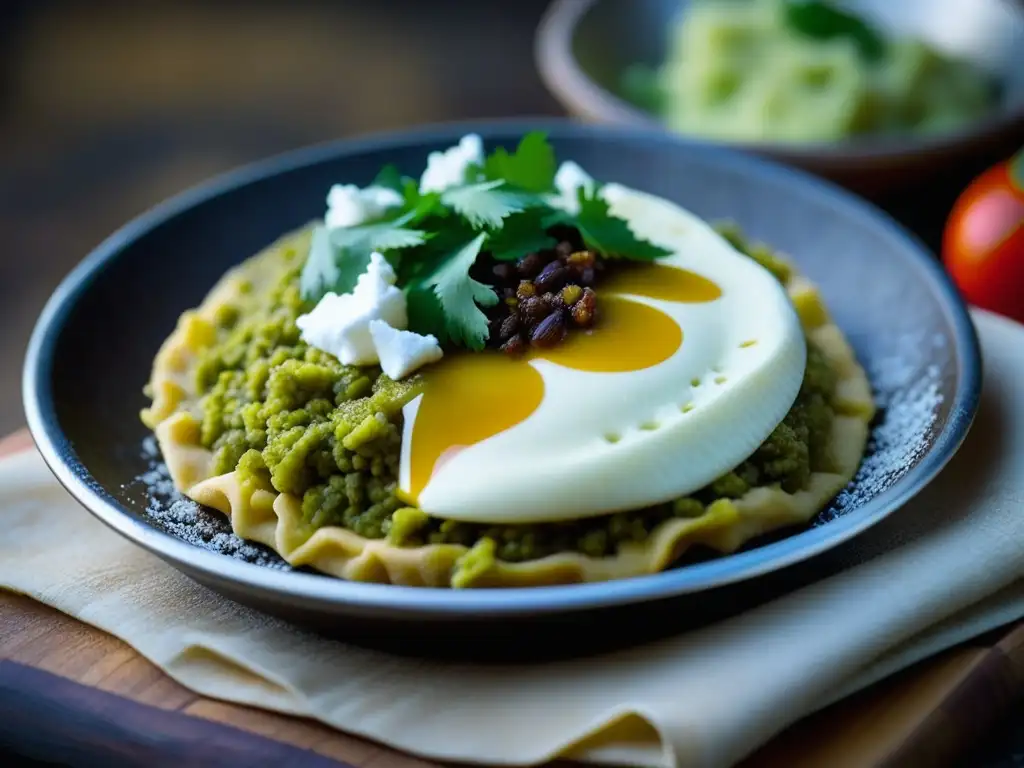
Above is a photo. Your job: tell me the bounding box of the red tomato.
[942,149,1024,324]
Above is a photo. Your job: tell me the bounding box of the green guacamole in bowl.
[622,0,998,143]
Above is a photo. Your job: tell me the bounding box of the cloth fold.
[2,308,1023,768]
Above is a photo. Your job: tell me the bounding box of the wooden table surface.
[1,429,1023,768]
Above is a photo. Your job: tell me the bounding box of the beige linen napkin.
[3,308,1024,768]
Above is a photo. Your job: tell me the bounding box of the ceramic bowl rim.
[23,117,982,618]
[534,0,1024,166]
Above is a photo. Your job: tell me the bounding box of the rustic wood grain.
[1,428,1021,767]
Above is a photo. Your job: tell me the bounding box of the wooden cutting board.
[0,430,1021,768]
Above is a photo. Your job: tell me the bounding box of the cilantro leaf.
[301,215,429,303]
[440,180,535,229]
[404,284,448,345]
[299,225,377,301]
[482,131,557,194]
[371,163,403,193]
[330,221,429,252]
[546,187,671,260]
[487,207,559,261]
[396,216,478,288]
[300,224,344,302]
[401,178,444,224]
[328,244,375,296]
[423,233,496,350]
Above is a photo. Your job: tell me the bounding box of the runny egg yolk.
[403,264,722,502]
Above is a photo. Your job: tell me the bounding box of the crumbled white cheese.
[553,160,596,213]
[296,252,443,377]
[419,134,484,193]
[352,249,402,305]
[325,184,403,229]
[295,291,374,365]
[368,320,444,380]
[295,252,407,366]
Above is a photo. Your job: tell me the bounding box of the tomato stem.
[1009,145,1024,190]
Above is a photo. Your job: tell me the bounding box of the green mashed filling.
[626,0,996,143]
[195,233,837,564]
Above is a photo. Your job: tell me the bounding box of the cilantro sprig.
[544,187,671,261]
[440,180,535,229]
[298,132,670,351]
[423,233,497,348]
[480,131,557,193]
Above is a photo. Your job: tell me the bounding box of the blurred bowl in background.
[536,0,1024,194]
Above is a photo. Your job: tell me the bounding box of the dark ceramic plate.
[23,120,980,658]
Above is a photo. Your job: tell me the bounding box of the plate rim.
[22,117,983,618]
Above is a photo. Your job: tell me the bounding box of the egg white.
[398,184,806,524]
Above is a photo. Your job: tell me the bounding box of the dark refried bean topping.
[474,226,603,356]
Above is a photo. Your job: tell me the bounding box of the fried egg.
[397,184,806,524]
